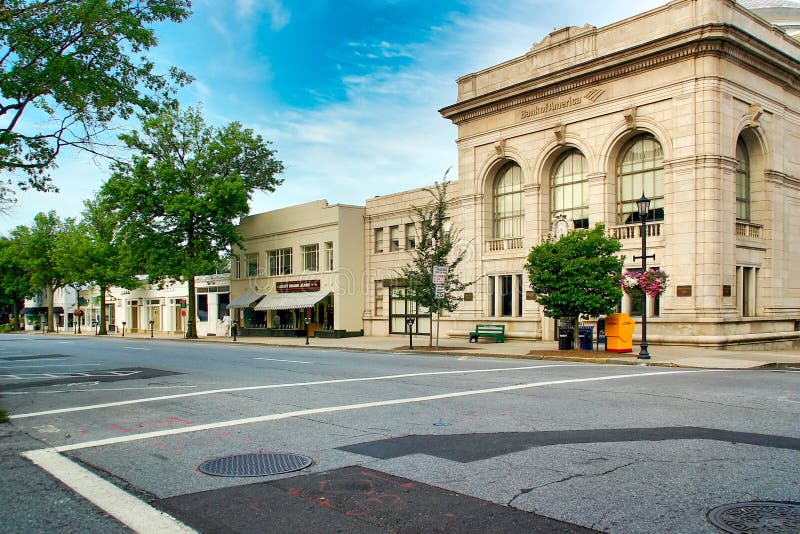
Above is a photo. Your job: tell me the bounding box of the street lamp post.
[149,320,154,338]
[232,320,238,342]
[405,317,415,349]
[304,316,311,345]
[634,193,656,360]
[121,321,126,337]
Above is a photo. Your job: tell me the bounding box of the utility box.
[605,313,634,353]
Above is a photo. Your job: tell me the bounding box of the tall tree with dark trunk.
[0,236,34,330]
[11,211,68,332]
[0,0,192,202]
[100,104,284,338]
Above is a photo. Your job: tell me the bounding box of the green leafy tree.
[525,223,624,346]
[100,104,284,338]
[0,0,192,197]
[0,236,34,330]
[11,211,69,332]
[399,174,471,348]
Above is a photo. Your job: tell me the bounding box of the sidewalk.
[36,330,800,369]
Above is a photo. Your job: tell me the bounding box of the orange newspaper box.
[605,313,635,353]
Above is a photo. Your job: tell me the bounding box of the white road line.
[0,363,102,369]
[254,357,312,364]
[51,369,722,453]
[123,347,151,351]
[10,364,583,419]
[4,385,199,395]
[22,449,195,533]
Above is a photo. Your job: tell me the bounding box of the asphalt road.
[0,333,798,533]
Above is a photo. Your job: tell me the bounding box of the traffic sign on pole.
[432,265,448,285]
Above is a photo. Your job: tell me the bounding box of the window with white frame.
[617,134,664,224]
[736,138,750,222]
[302,244,319,272]
[268,248,293,276]
[551,149,589,229]
[389,226,400,251]
[324,242,334,271]
[405,223,416,250]
[493,162,524,238]
[375,228,384,253]
[246,253,258,277]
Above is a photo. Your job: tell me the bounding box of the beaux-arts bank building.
[361,0,800,348]
[231,0,800,348]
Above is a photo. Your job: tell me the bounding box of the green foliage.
[525,224,624,322]
[399,174,472,345]
[0,0,192,193]
[0,235,34,330]
[10,211,69,332]
[100,104,284,338]
[0,407,8,423]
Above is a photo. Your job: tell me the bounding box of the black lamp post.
[304,316,311,345]
[149,320,154,338]
[405,317,415,349]
[634,193,655,360]
[232,320,238,342]
[121,321,126,337]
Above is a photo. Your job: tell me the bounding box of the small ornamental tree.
[399,174,472,348]
[524,223,624,346]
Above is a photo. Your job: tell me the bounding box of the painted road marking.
[0,364,102,369]
[1,370,141,380]
[253,357,313,364]
[123,347,152,351]
[23,449,195,533]
[3,385,199,395]
[51,369,723,453]
[11,364,585,419]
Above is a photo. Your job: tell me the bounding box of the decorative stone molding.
[494,139,506,156]
[553,123,566,145]
[748,104,763,128]
[624,107,637,128]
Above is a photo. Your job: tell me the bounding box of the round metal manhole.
[707,501,800,533]
[198,452,313,477]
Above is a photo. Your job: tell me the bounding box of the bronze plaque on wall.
[463,292,473,302]
[676,285,692,297]
[526,291,536,300]
[722,285,732,297]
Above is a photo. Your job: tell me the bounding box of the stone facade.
[365,0,800,348]
[231,200,365,337]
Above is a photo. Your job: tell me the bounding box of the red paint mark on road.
[108,423,132,433]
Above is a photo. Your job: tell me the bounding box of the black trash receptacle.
[578,326,594,350]
[558,326,575,350]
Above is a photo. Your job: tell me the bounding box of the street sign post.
[432,265,448,285]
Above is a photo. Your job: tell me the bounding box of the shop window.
[551,149,589,229]
[493,162,524,238]
[197,294,208,322]
[617,134,664,224]
[302,244,319,272]
[324,242,334,271]
[375,228,384,253]
[218,293,230,320]
[268,247,293,276]
[374,281,384,316]
[389,287,430,335]
[736,138,751,222]
[234,256,241,279]
[390,226,400,251]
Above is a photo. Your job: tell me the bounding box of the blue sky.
[2,0,667,231]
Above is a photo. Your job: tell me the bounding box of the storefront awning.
[20,307,47,314]
[228,292,265,308]
[254,290,331,311]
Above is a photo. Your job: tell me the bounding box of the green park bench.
[468,324,505,343]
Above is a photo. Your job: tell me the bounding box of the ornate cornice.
[440,24,800,126]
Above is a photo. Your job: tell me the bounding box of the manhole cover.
[198,452,313,477]
[708,501,800,533]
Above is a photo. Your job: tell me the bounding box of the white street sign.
[433,265,448,284]
[435,284,446,298]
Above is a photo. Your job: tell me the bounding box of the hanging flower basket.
[620,269,669,298]
[73,309,85,317]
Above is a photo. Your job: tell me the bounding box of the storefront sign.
[276,280,321,293]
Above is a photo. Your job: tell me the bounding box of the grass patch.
[0,408,8,423]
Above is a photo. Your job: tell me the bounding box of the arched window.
[551,149,589,229]
[617,134,664,224]
[736,138,750,222]
[493,162,524,238]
